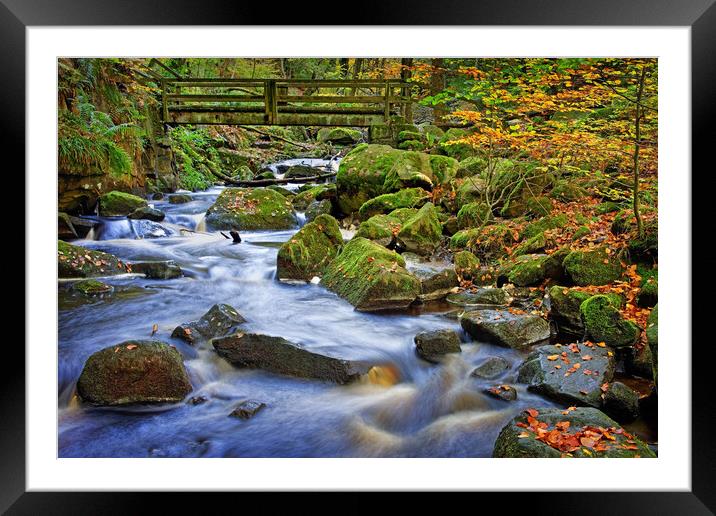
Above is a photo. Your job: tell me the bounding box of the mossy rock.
[77,340,192,406]
[595,201,622,214]
[580,295,640,348]
[603,381,640,422]
[354,208,416,246]
[461,309,550,350]
[98,191,148,217]
[398,140,427,151]
[647,304,658,386]
[397,130,424,143]
[73,279,113,296]
[396,202,442,255]
[493,407,655,458]
[336,144,456,214]
[548,286,593,336]
[610,210,631,235]
[414,329,461,362]
[525,196,552,217]
[498,250,567,287]
[563,246,624,286]
[357,187,431,220]
[550,181,587,202]
[168,194,193,204]
[457,202,492,229]
[439,128,475,160]
[232,165,255,181]
[128,206,165,222]
[518,341,615,407]
[456,156,487,178]
[513,232,549,257]
[317,127,362,145]
[455,176,487,209]
[637,268,658,307]
[267,185,296,198]
[205,188,297,230]
[521,214,568,240]
[277,214,343,282]
[450,224,517,261]
[627,219,658,261]
[322,237,420,311]
[453,250,480,282]
[572,225,591,241]
[58,240,127,278]
[305,199,333,222]
[292,184,337,211]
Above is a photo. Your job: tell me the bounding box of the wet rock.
[414,329,461,362]
[229,400,266,419]
[396,202,443,255]
[151,192,165,200]
[354,208,417,247]
[456,201,492,229]
[58,240,127,278]
[188,395,208,405]
[128,206,165,222]
[446,288,511,307]
[563,246,625,286]
[168,194,193,204]
[517,341,615,407]
[132,260,183,280]
[603,381,640,422]
[625,343,654,380]
[548,285,592,336]
[305,199,333,222]
[98,191,148,216]
[461,309,550,350]
[292,184,337,211]
[322,237,421,311]
[357,187,431,220]
[171,303,246,344]
[276,214,343,282]
[73,279,113,296]
[483,384,517,401]
[416,268,459,301]
[205,188,297,230]
[213,332,370,384]
[493,407,655,458]
[637,269,658,307]
[285,164,322,179]
[67,215,98,239]
[580,295,640,348]
[77,340,192,406]
[471,356,511,379]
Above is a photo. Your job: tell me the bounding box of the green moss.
[457,202,492,229]
[572,225,591,241]
[398,140,426,151]
[454,250,480,282]
[322,237,421,311]
[637,267,658,307]
[357,188,431,220]
[439,128,475,160]
[428,155,459,184]
[73,279,113,295]
[355,214,402,245]
[550,181,587,202]
[580,295,640,348]
[499,252,565,287]
[205,188,297,230]
[549,286,593,334]
[525,196,552,217]
[513,232,548,256]
[317,127,362,144]
[58,240,126,278]
[596,201,622,214]
[628,219,657,261]
[563,246,624,286]
[98,191,147,216]
[292,184,336,211]
[450,223,517,261]
[521,214,568,240]
[647,304,658,386]
[456,176,487,209]
[397,130,424,143]
[456,156,487,178]
[396,202,442,255]
[276,214,343,281]
[610,210,631,235]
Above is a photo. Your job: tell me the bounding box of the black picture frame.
[6,0,715,512]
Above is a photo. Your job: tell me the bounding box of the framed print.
[5,0,715,512]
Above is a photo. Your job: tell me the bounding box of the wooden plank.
[167,111,387,127]
[167,94,265,102]
[278,95,403,104]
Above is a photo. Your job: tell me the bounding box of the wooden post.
[264,79,278,125]
[383,81,391,121]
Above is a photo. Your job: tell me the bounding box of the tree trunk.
[633,66,646,238]
[430,58,447,126]
[400,58,414,122]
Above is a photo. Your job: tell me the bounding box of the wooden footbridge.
[158,78,411,127]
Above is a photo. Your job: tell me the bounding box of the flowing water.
[58,158,560,458]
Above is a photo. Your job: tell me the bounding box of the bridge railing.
[160,78,411,126]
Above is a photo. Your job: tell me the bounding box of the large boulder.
[461,309,550,350]
[580,295,640,348]
[98,191,148,217]
[305,199,333,222]
[213,332,370,384]
[414,329,461,362]
[563,247,625,286]
[172,303,246,344]
[58,240,128,278]
[396,202,442,255]
[357,188,431,220]
[292,184,336,211]
[284,164,322,179]
[205,188,297,230]
[317,127,362,145]
[354,209,416,246]
[471,356,511,379]
[446,288,511,307]
[493,407,655,458]
[521,214,568,240]
[322,237,420,311]
[336,144,457,214]
[131,260,182,279]
[76,340,192,405]
[603,381,640,422]
[415,267,459,301]
[128,206,165,222]
[456,202,492,229]
[276,214,343,281]
[518,341,615,407]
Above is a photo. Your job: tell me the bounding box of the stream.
[58,158,561,458]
